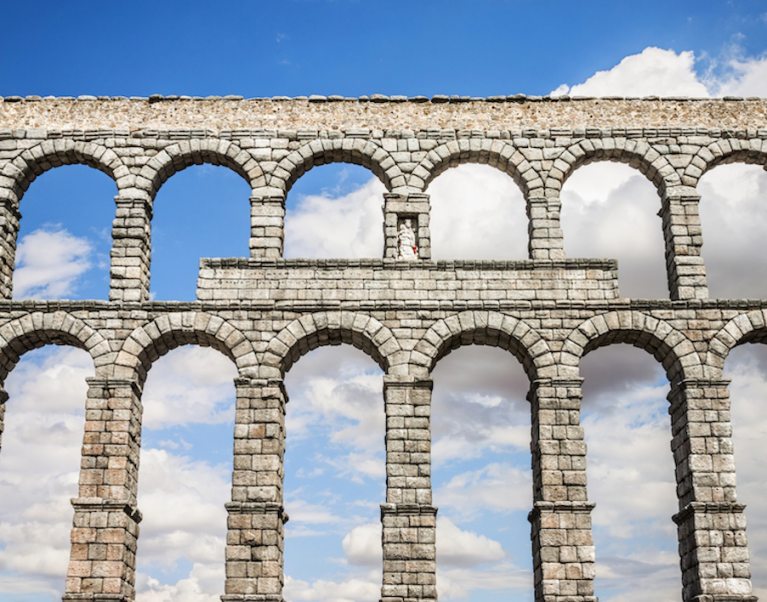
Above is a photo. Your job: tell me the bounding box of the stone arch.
[560,310,703,383]
[706,309,767,377]
[0,140,129,206]
[412,139,542,198]
[261,311,403,378]
[683,138,767,187]
[410,311,555,380]
[269,138,404,195]
[548,138,681,197]
[0,311,111,382]
[114,312,257,385]
[137,139,266,201]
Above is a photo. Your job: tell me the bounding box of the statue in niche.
[397,218,418,260]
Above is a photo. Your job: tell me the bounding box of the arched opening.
[431,345,532,601]
[150,165,250,300]
[0,345,93,598]
[13,165,115,300]
[580,344,678,600]
[427,164,528,260]
[723,341,767,598]
[283,164,385,259]
[134,346,237,601]
[698,164,767,298]
[561,163,667,298]
[282,345,384,601]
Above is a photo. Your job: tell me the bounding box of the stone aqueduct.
[0,95,766,602]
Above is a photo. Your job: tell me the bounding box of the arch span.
[0,312,110,382]
[137,139,266,200]
[560,311,702,382]
[114,312,257,384]
[269,139,404,195]
[261,312,403,378]
[410,311,555,380]
[0,140,128,206]
[706,309,767,376]
[548,139,681,197]
[683,139,767,187]
[412,139,541,198]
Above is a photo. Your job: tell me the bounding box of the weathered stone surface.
[0,97,763,602]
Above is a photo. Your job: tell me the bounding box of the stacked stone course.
[0,96,765,601]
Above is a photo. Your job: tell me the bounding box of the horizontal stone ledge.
[226,501,288,521]
[383,375,433,389]
[381,503,438,517]
[672,501,747,524]
[528,500,596,520]
[200,257,619,271]
[70,497,142,522]
[221,594,285,602]
[61,592,131,602]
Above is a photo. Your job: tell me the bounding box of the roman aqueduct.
[0,95,766,601]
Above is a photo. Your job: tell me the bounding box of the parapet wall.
[1,95,767,130]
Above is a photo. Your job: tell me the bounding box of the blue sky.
[2,1,766,97]
[2,2,767,602]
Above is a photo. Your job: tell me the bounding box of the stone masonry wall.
[0,97,764,601]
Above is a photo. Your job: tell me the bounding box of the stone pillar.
[110,196,152,303]
[529,378,596,602]
[668,379,756,602]
[0,199,20,299]
[381,375,436,602]
[222,378,287,602]
[0,387,7,452]
[250,195,285,259]
[661,192,708,300]
[383,193,431,260]
[528,196,565,260]
[64,378,143,602]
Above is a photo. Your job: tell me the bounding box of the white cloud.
[435,463,531,520]
[562,163,669,298]
[0,347,92,597]
[551,46,767,98]
[429,165,528,259]
[342,522,382,567]
[284,573,381,602]
[551,47,709,97]
[141,347,238,429]
[284,177,385,258]
[13,227,93,299]
[437,517,505,567]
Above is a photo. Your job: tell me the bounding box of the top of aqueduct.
[0,94,766,131]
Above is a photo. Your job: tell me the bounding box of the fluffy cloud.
[429,165,528,260]
[284,177,385,258]
[0,347,92,597]
[13,227,93,299]
[551,46,767,98]
[551,47,709,97]
[141,346,238,428]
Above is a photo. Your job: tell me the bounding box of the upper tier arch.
[269,139,404,195]
[412,139,542,197]
[548,138,681,197]
[683,138,767,187]
[0,140,127,206]
[137,139,266,201]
